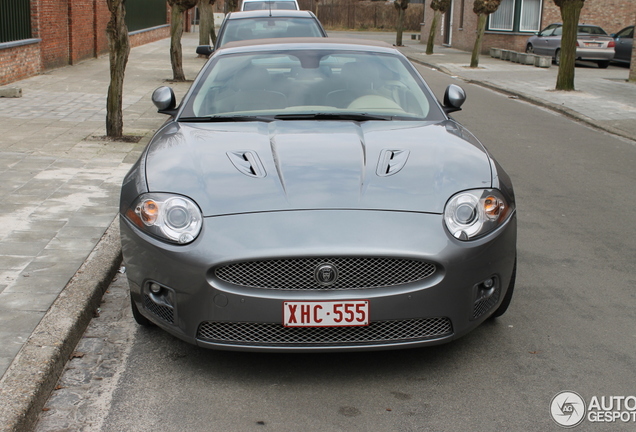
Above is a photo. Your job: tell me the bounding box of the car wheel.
[525,44,534,53]
[490,257,516,318]
[131,296,155,326]
[596,60,610,69]
[555,49,561,66]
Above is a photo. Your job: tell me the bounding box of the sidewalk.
[0,33,205,431]
[0,31,634,432]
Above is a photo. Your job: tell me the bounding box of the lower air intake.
[144,295,174,324]
[197,318,452,346]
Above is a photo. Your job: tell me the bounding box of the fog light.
[149,282,162,294]
[483,278,495,289]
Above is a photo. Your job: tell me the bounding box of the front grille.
[144,295,174,324]
[472,288,500,320]
[214,257,437,290]
[197,318,452,346]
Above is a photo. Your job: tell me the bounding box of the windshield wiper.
[178,115,274,122]
[273,113,391,121]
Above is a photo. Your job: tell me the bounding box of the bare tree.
[106,0,130,138]
[394,0,409,47]
[470,0,501,67]
[198,0,217,47]
[168,0,199,81]
[225,0,239,13]
[554,0,585,91]
[426,0,451,55]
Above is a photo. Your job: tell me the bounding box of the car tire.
[554,49,561,66]
[131,296,155,326]
[596,60,610,68]
[525,44,534,53]
[490,257,516,319]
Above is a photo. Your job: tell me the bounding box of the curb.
[0,218,122,432]
[404,53,636,143]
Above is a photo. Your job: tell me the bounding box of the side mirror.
[152,86,177,116]
[443,84,466,114]
[196,45,214,56]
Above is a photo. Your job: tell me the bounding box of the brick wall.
[96,0,110,54]
[38,0,71,69]
[69,0,96,64]
[420,0,635,54]
[0,0,169,86]
[542,0,635,35]
[130,26,171,48]
[0,42,42,86]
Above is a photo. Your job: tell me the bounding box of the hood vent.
[227,151,266,178]
[376,149,410,177]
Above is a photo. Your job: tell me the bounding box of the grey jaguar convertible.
[120,38,517,352]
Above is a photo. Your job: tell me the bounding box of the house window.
[488,0,542,33]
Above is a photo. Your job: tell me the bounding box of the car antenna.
[268,0,272,16]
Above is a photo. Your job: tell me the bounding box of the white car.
[241,0,299,11]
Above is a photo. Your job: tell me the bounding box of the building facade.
[0,0,170,86]
[420,0,635,53]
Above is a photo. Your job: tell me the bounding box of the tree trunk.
[555,0,583,91]
[106,0,130,138]
[426,10,441,55]
[198,0,216,47]
[396,8,405,46]
[170,6,187,81]
[470,13,487,68]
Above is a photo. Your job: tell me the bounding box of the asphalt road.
[35,64,636,432]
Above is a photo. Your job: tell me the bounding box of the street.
[34,59,636,431]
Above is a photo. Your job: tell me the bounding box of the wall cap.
[0,39,41,51]
[129,24,170,36]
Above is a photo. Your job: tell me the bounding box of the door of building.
[443,2,453,45]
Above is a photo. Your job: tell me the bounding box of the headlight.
[444,189,513,240]
[124,193,202,244]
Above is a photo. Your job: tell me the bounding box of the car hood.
[144,120,492,216]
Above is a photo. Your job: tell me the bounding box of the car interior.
[190,54,432,119]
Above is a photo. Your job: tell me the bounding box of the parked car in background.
[241,0,299,10]
[611,25,633,65]
[526,23,615,68]
[197,10,326,55]
[122,38,517,352]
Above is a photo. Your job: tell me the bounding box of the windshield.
[577,26,607,35]
[217,18,323,47]
[243,1,297,10]
[181,50,444,121]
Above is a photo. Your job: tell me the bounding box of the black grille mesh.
[144,295,174,324]
[214,257,436,290]
[472,288,500,320]
[197,318,452,346]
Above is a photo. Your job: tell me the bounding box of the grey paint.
[119,41,517,351]
[143,120,493,216]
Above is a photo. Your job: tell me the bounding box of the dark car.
[197,10,326,55]
[121,38,517,352]
[526,23,615,68]
[612,25,633,65]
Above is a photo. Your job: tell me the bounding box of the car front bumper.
[121,209,517,352]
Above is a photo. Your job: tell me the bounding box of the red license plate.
[283,300,369,327]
